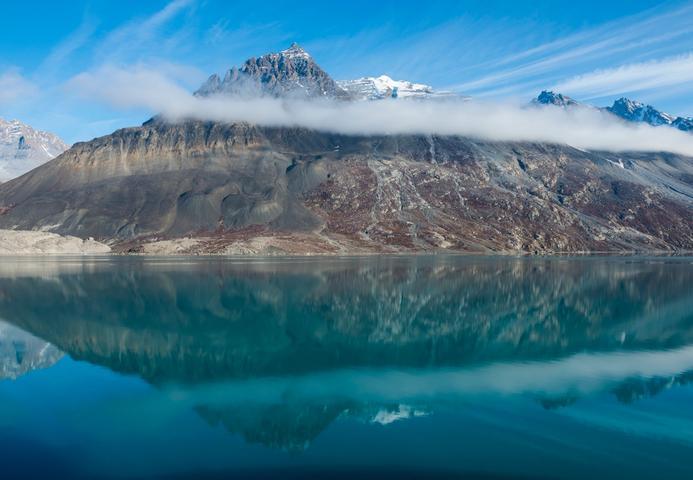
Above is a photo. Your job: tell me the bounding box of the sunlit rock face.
[0,320,63,380]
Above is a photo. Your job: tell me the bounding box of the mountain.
[673,116,693,132]
[0,46,691,254]
[607,97,675,126]
[195,43,351,100]
[0,118,69,182]
[532,90,581,108]
[337,75,458,100]
[533,92,693,134]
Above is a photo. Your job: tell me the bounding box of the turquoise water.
[0,256,692,479]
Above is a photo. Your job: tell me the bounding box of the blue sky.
[1,0,692,144]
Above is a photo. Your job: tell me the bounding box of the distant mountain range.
[534,90,692,132]
[0,43,691,254]
[0,118,69,182]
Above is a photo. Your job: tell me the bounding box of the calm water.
[1,256,693,479]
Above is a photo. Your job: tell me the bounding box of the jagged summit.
[195,43,351,100]
[533,91,579,107]
[280,42,311,59]
[531,91,691,133]
[607,97,675,126]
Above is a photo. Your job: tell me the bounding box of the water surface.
[1,256,692,479]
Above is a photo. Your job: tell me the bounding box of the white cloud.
[0,70,38,105]
[552,53,693,99]
[67,65,693,157]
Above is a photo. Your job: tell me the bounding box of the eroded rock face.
[1,119,691,253]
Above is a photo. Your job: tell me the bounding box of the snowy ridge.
[532,91,692,132]
[0,118,69,181]
[607,97,675,126]
[338,75,458,100]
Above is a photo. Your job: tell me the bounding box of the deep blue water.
[0,256,692,479]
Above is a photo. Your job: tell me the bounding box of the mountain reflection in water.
[0,256,692,479]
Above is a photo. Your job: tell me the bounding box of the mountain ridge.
[534,90,692,132]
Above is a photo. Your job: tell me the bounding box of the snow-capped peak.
[1,118,69,181]
[280,42,311,60]
[533,90,580,107]
[607,97,675,126]
[337,75,457,100]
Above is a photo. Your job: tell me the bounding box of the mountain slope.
[0,118,69,181]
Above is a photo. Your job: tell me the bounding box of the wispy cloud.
[552,53,693,100]
[38,17,97,76]
[443,3,693,99]
[0,70,38,105]
[93,0,196,63]
[68,65,693,156]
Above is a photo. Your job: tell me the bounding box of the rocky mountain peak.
[607,97,675,126]
[533,91,579,107]
[672,116,693,132]
[195,43,351,100]
[280,42,311,59]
